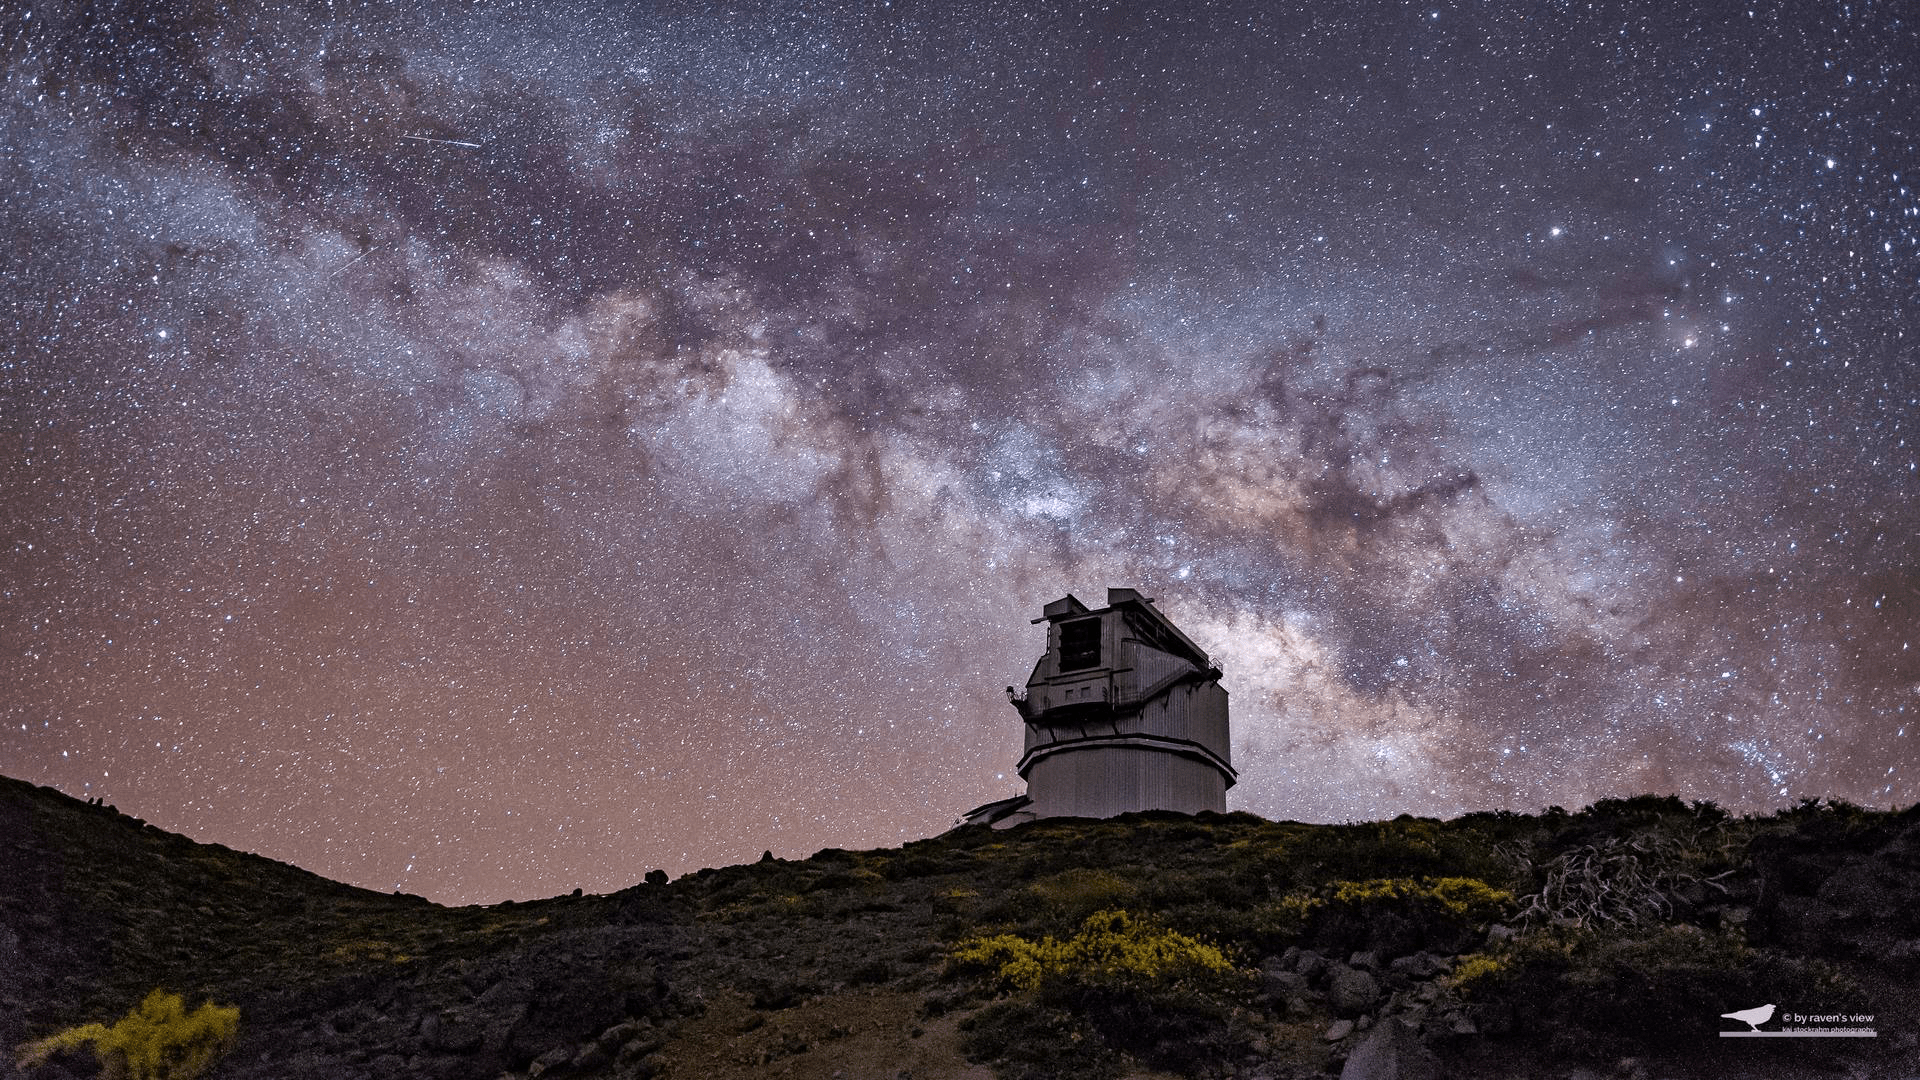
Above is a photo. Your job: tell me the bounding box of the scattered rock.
[1293,949,1330,979]
[1338,1016,1440,1080]
[616,1034,663,1068]
[525,1044,574,1077]
[1387,952,1450,979]
[486,1002,529,1054]
[476,978,520,1007]
[404,1053,475,1080]
[1258,959,1310,1000]
[597,1019,649,1049]
[1325,1018,1355,1041]
[1326,964,1383,1016]
[1349,951,1381,971]
[569,1041,611,1072]
[420,1011,484,1054]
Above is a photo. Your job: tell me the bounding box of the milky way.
[3,1,1917,903]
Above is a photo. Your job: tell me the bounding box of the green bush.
[1264,876,1513,956]
[1293,818,1516,888]
[1136,865,1265,914]
[951,910,1251,1075]
[16,989,239,1080]
[958,1000,1124,1080]
[951,908,1236,993]
[1457,924,1865,1058]
[1026,868,1140,923]
[1442,952,1509,998]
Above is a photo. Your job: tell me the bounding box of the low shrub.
[951,909,1251,1075]
[1509,826,1742,929]
[1136,865,1265,914]
[968,866,1141,933]
[16,989,239,1080]
[1266,876,1513,956]
[951,908,1236,993]
[1287,817,1516,890]
[958,1000,1124,1080]
[1026,868,1140,923]
[1455,924,1866,1058]
[1443,952,1508,998]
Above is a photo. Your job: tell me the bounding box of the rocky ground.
[3,775,1917,1080]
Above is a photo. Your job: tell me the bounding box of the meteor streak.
[400,134,482,149]
[326,249,371,278]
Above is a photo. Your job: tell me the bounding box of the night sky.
[3,1,1917,905]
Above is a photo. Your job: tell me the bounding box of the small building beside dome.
[962,588,1234,828]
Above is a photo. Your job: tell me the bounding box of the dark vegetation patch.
[3,778,1916,1080]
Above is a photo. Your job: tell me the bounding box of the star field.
[2,0,1917,903]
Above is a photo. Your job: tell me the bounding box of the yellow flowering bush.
[952,908,1237,993]
[16,989,239,1080]
[952,910,1252,1075]
[1273,892,1326,919]
[1328,876,1514,918]
[1263,876,1514,955]
[1445,952,1510,997]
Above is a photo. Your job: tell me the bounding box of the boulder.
[570,1041,611,1073]
[1326,964,1382,1016]
[1338,1016,1440,1080]
[1259,961,1310,1000]
[596,1019,650,1049]
[1387,952,1450,980]
[526,1044,573,1077]
[420,1011,485,1054]
[1293,949,1330,979]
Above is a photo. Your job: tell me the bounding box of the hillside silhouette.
[3,775,1917,1079]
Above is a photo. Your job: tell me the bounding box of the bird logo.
[1720,1003,1775,1031]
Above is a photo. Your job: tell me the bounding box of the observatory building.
[962,588,1235,828]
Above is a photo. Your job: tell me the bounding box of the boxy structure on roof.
[962,588,1235,828]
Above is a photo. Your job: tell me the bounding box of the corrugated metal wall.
[1121,643,1192,702]
[1025,680,1231,771]
[1024,745,1227,817]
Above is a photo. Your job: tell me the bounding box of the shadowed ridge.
[4,779,1916,1080]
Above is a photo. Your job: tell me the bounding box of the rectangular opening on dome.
[1059,618,1101,671]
